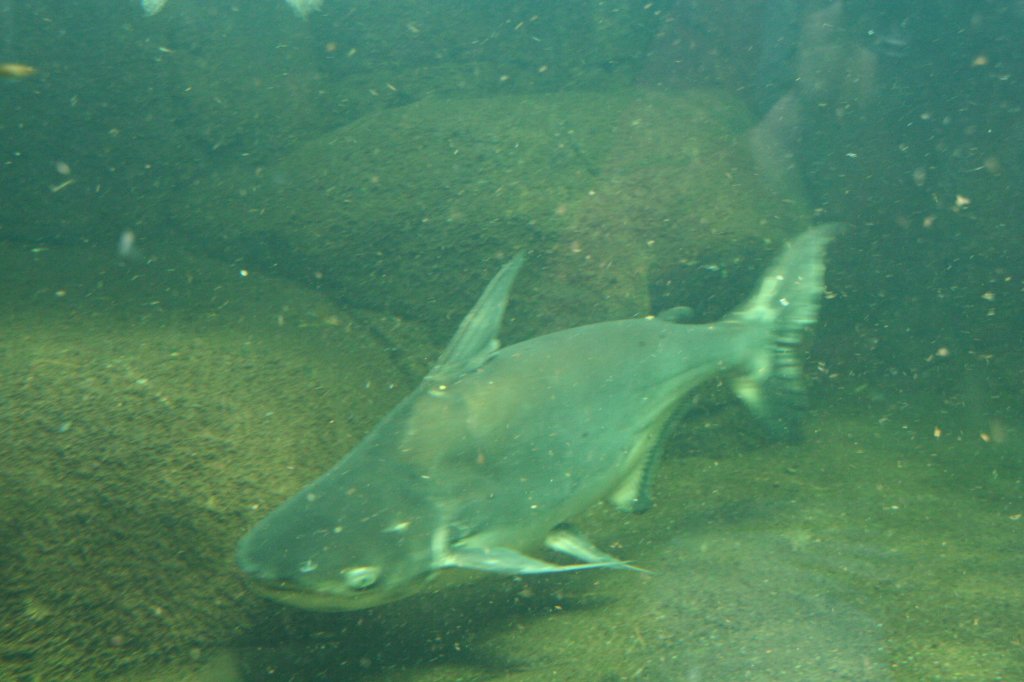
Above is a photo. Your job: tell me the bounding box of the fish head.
[236,454,443,611]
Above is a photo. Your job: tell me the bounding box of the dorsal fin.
[426,253,525,385]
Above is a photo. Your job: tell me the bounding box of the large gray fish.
[237,226,838,610]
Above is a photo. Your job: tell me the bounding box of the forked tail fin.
[727,225,841,440]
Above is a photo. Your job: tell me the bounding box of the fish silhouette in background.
[141,0,323,19]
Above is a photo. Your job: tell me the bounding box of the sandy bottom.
[208,407,1022,682]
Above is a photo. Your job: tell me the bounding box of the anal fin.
[608,428,664,513]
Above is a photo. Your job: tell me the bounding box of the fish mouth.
[244,574,430,612]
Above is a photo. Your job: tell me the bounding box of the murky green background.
[1,1,1021,680]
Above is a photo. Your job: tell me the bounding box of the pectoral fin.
[545,524,650,573]
[444,545,627,575]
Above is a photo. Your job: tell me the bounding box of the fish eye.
[342,565,380,591]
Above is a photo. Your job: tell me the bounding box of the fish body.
[237,226,838,610]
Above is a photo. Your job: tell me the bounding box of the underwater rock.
[175,88,811,343]
[0,242,430,680]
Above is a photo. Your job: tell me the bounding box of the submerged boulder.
[0,242,430,680]
[176,87,810,342]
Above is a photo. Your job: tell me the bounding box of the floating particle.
[0,63,38,78]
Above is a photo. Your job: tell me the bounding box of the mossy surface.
[176,88,810,342]
[0,242,431,680]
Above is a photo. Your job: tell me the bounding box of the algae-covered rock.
[0,242,431,680]
[176,88,810,342]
